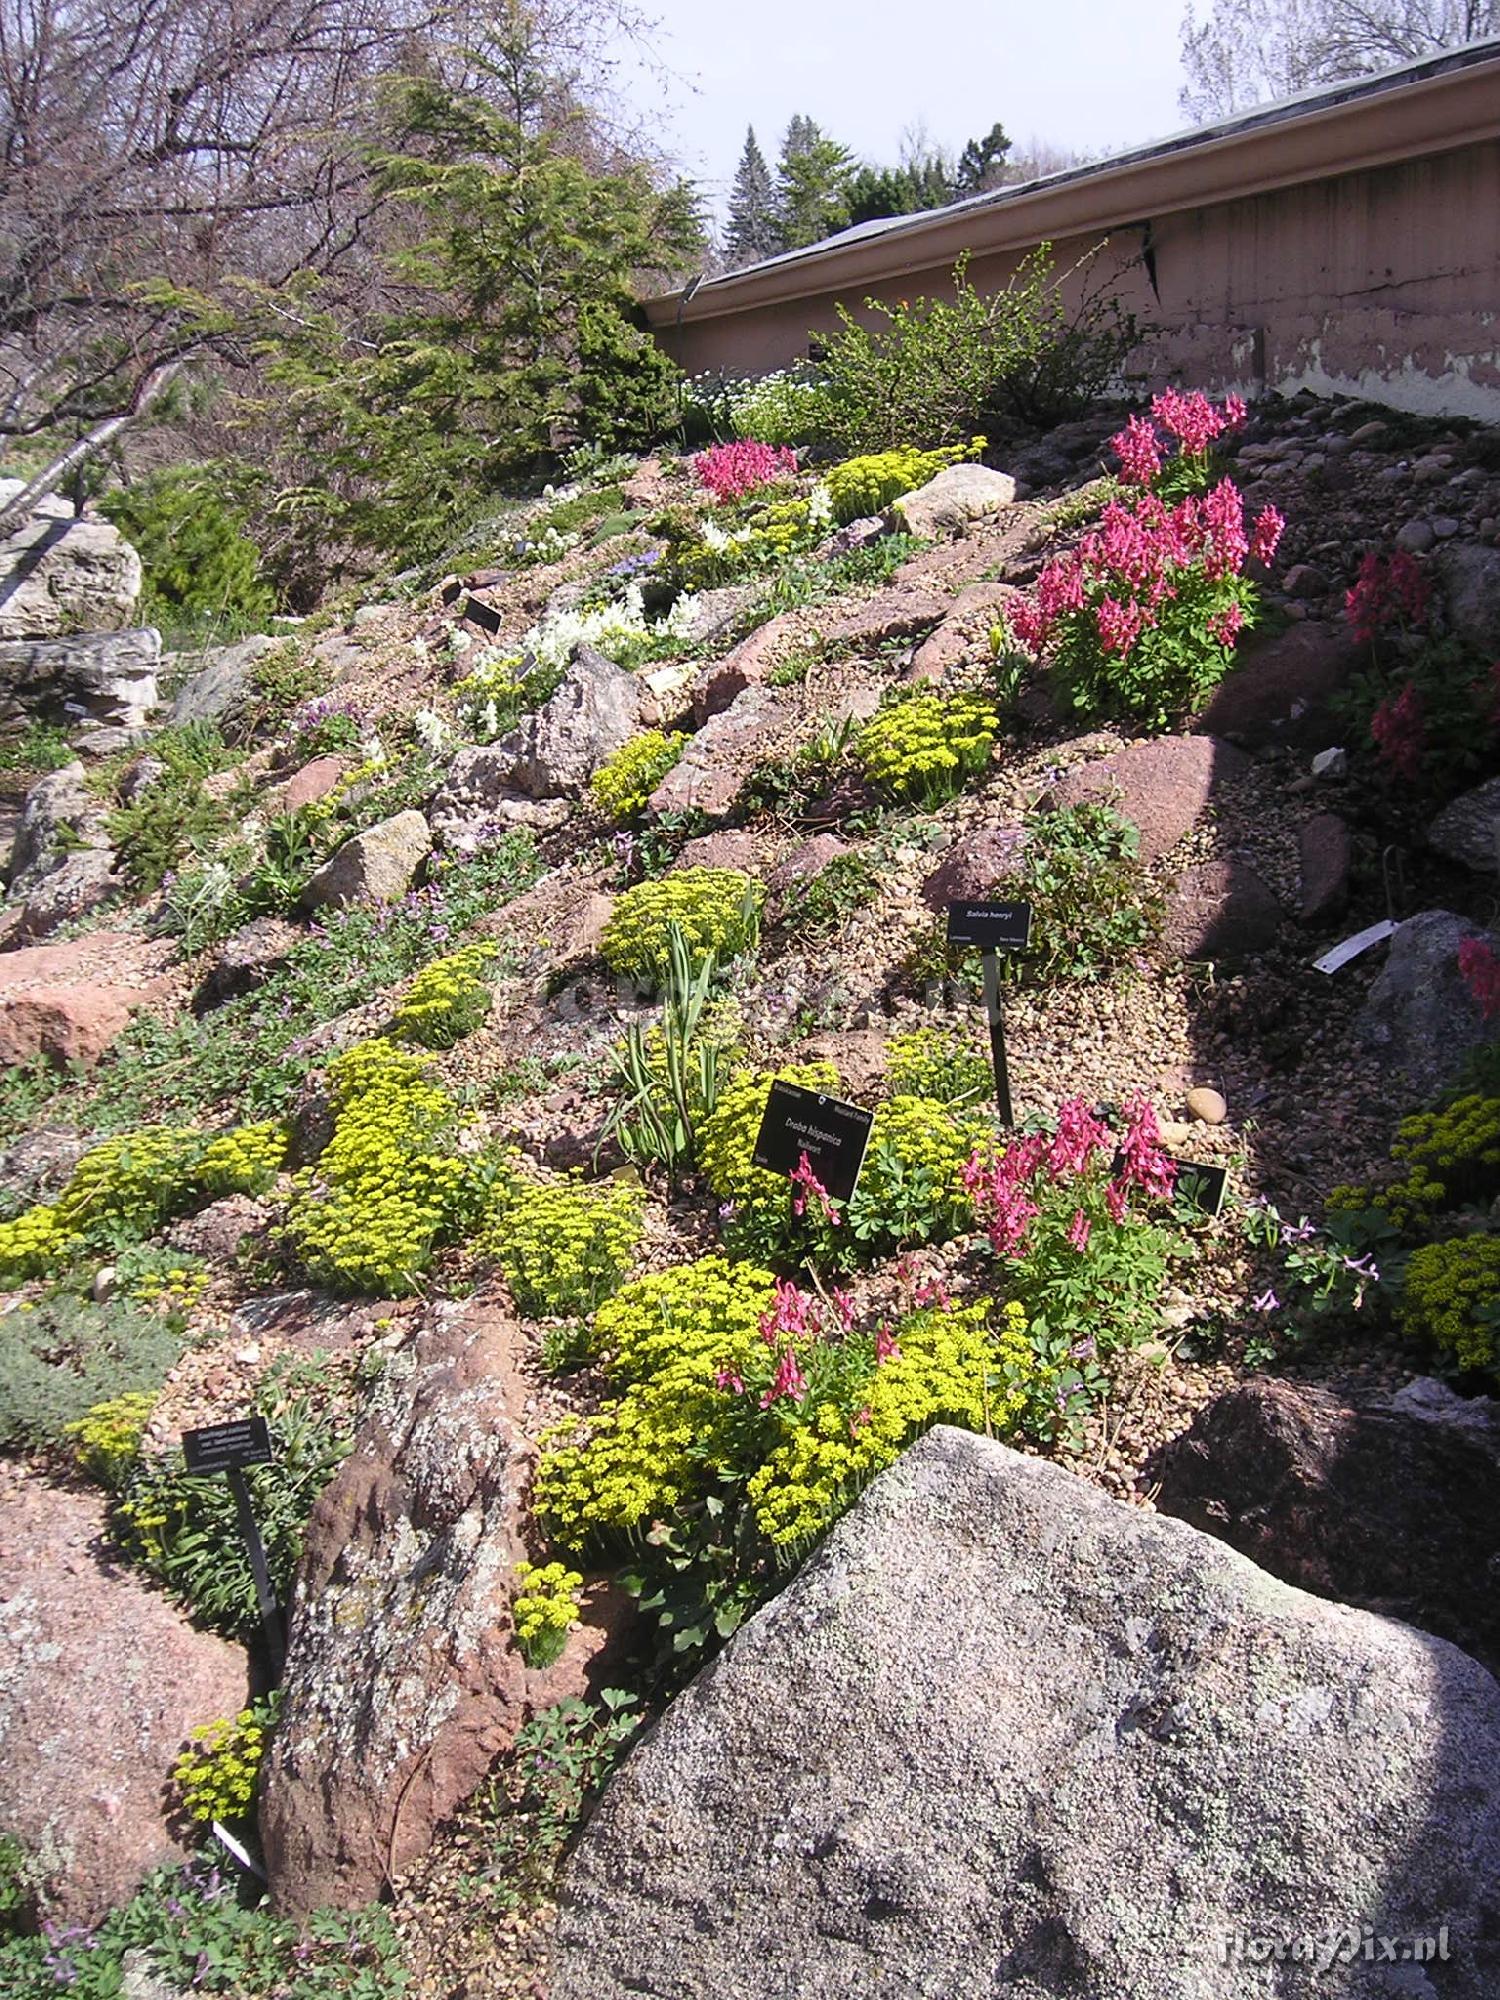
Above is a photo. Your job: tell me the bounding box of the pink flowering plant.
[1004,472,1284,728]
[1110,388,1247,500]
[693,440,798,503]
[962,1094,1179,1438]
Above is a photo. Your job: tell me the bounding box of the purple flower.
[1250,1288,1280,1313]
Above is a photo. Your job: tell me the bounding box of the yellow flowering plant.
[170,1692,281,1826]
[853,688,999,807]
[511,1560,584,1667]
[589,731,690,824]
[390,943,496,1049]
[599,869,763,987]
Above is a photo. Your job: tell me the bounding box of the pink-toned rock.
[0,930,172,1065]
[907,582,1020,684]
[811,586,949,651]
[1046,736,1250,864]
[797,1027,889,1102]
[692,615,801,724]
[275,756,349,814]
[1164,860,1283,960]
[650,688,789,820]
[1199,622,1362,748]
[260,1298,627,1914]
[766,834,849,900]
[1298,812,1352,924]
[920,826,1027,910]
[673,829,762,874]
[0,1466,250,1923]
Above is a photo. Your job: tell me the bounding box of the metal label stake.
[182,1416,285,1682]
[946,899,1032,1130]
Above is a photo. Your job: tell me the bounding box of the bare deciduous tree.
[1179,0,1498,120]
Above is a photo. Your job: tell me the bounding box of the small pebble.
[1185,1087,1228,1125]
[92,1265,118,1304]
[1394,519,1435,553]
[1311,747,1348,780]
[1431,517,1461,539]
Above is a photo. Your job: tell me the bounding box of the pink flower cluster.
[1459,937,1500,1020]
[1008,482,1284,659]
[1344,550,1430,644]
[1109,390,1247,486]
[1370,680,1425,781]
[790,1152,841,1227]
[962,1095,1175,1261]
[743,1279,859,1411]
[693,440,797,503]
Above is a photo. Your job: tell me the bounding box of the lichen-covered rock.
[0,497,141,640]
[1356,908,1500,1095]
[6,762,108,890]
[0,628,158,734]
[488,644,652,799]
[551,1427,1500,2000]
[260,1300,617,1914]
[886,463,1017,538]
[168,634,279,728]
[0,1466,249,1924]
[301,810,431,910]
[1428,776,1500,873]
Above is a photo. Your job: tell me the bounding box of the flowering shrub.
[589,730,689,823]
[64,1392,156,1490]
[390,943,495,1048]
[1345,549,1431,644]
[0,1120,286,1287]
[284,1039,473,1294]
[1403,1235,1500,1376]
[1005,480,1284,728]
[170,1694,280,1826]
[693,440,798,502]
[488,1177,645,1316]
[853,689,999,806]
[825,439,983,525]
[1110,389,1246,497]
[669,490,830,591]
[522,579,699,675]
[512,1560,585,1667]
[599,868,763,985]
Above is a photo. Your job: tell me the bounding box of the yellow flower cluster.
[65,1391,156,1490]
[589,730,690,824]
[284,1038,469,1294]
[0,1120,287,1288]
[532,1257,777,1546]
[824,438,983,525]
[511,1559,584,1667]
[1403,1235,1500,1376]
[854,689,999,806]
[885,1027,991,1105]
[390,943,496,1049]
[171,1699,277,1826]
[488,1176,645,1316]
[599,868,763,985]
[748,1299,1030,1547]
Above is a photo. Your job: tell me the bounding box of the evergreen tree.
[955,121,1013,194]
[725,126,783,266]
[776,115,855,250]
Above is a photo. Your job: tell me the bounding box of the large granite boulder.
[0,491,141,640]
[0,931,172,1066]
[486,644,651,800]
[887,464,1017,539]
[0,629,158,734]
[1356,909,1500,1096]
[0,1466,250,1923]
[260,1301,618,1915]
[1045,734,1249,864]
[551,1427,1500,1999]
[301,809,431,911]
[1153,1375,1500,1678]
[1198,621,1361,748]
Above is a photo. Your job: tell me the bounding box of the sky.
[620,0,1193,219]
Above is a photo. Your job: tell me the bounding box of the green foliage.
[0,1834,33,1936]
[589,731,689,823]
[600,928,741,1178]
[1403,1236,1500,1376]
[285,1040,472,1295]
[723,367,831,448]
[171,1693,281,1826]
[1336,635,1500,801]
[1376,1094,1500,1223]
[853,689,998,806]
[452,649,566,743]
[885,1027,991,1104]
[511,1560,583,1667]
[665,493,825,592]
[65,1390,157,1489]
[239,638,323,741]
[116,1370,353,1641]
[477,1691,641,1908]
[489,1177,645,1316]
[825,440,983,524]
[814,247,1139,453]
[390,943,495,1048]
[1008,803,1163,982]
[600,868,763,986]
[99,465,276,631]
[104,723,239,893]
[776,115,855,250]
[0,1293,185,1458]
[0,720,75,774]
[0,1863,405,2000]
[777,848,880,938]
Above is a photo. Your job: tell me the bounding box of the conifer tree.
[725,127,783,267]
[776,115,855,250]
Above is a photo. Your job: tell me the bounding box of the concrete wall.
[645,48,1500,422]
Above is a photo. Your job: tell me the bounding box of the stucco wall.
[647,77,1500,422]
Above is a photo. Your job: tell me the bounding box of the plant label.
[1169,1159,1229,1218]
[182,1415,275,1476]
[945,899,1033,951]
[753,1080,873,1204]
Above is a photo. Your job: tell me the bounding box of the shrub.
[489,1177,645,1316]
[885,1027,991,1104]
[1006,480,1286,729]
[668,492,827,591]
[512,1560,584,1667]
[99,465,276,631]
[1402,1235,1500,1376]
[825,440,982,525]
[693,440,798,502]
[171,1693,281,1826]
[600,869,763,985]
[106,723,239,893]
[0,721,74,774]
[853,689,998,806]
[1008,802,1163,982]
[726,367,831,447]
[589,731,690,823]
[390,943,496,1048]
[284,1040,472,1294]
[116,1371,353,1641]
[0,1296,184,1457]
